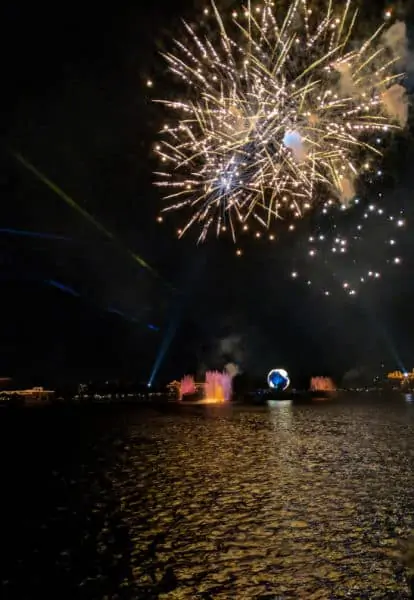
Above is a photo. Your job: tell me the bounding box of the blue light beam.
[46,279,80,297]
[0,228,71,241]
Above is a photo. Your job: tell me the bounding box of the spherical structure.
[267,368,290,391]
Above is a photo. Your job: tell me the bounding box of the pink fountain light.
[204,370,232,403]
[179,375,196,400]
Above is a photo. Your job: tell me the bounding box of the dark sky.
[1,0,414,386]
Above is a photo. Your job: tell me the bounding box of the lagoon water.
[1,395,413,599]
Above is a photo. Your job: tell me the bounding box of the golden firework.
[153,0,407,242]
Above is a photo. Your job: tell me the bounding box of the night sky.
[1,0,414,387]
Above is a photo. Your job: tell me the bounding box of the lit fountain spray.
[310,377,336,392]
[178,375,196,401]
[176,366,236,403]
[203,370,232,404]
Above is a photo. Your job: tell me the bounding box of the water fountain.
[310,376,336,392]
[179,375,196,400]
[175,370,234,403]
[204,370,232,403]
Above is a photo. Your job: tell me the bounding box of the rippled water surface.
[1,396,414,599]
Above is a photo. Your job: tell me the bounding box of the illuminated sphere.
[267,368,290,391]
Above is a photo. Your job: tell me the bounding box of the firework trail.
[153,0,407,242]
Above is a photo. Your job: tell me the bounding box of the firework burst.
[153,0,407,242]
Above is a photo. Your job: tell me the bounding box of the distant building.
[387,369,414,386]
[0,385,55,405]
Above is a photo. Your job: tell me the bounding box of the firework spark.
[153,0,407,242]
[288,184,408,298]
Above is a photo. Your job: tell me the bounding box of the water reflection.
[114,398,414,598]
[268,399,293,429]
[0,398,413,599]
[268,400,294,474]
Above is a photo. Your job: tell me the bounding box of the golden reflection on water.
[110,400,414,598]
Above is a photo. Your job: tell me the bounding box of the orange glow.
[197,397,226,404]
[387,369,414,381]
[310,376,336,391]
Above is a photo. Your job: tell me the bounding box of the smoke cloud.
[382,84,409,126]
[224,362,240,378]
[335,22,412,113]
[382,21,409,68]
[307,113,319,125]
[382,20,414,81]
[219,334,244,361]
[283,130,307,162]
[209,335,245,376]
[197,333,245,379]
[338,176,356,204]
[334,62,356,96]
